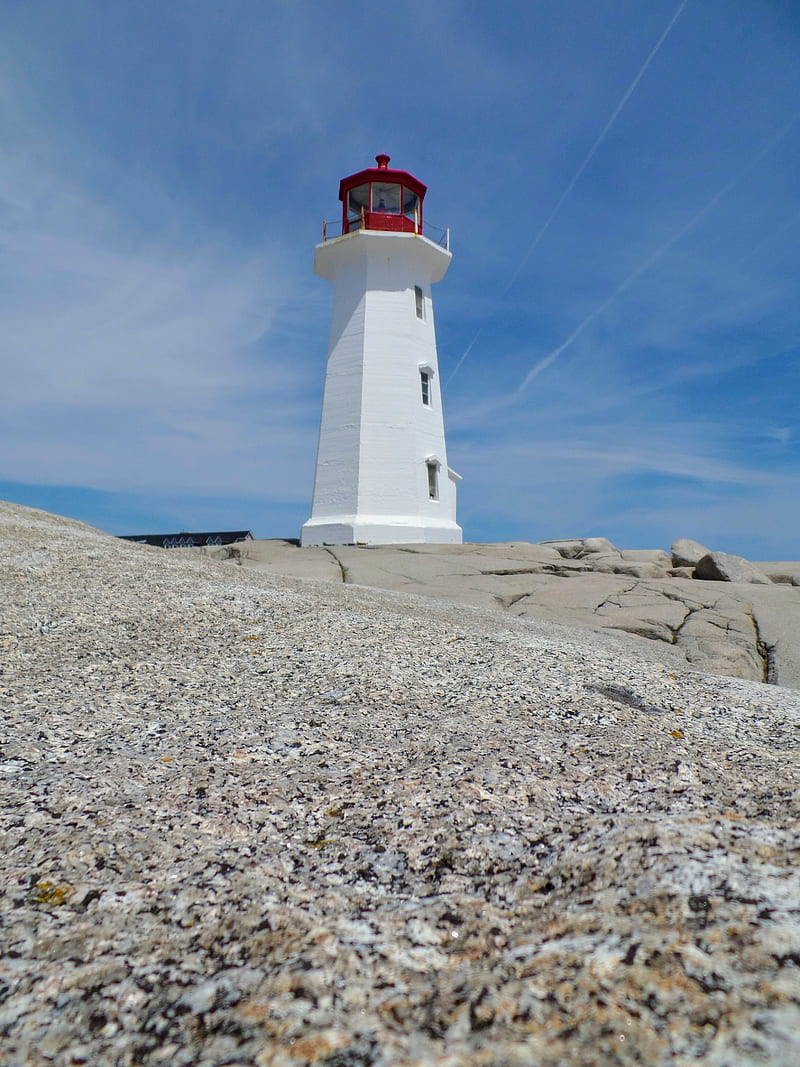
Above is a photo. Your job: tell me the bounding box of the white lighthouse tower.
[301,154,462,546]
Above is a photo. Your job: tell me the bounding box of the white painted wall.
[301,229,462,546]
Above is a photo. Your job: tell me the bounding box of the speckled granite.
[2,502,799,1066]
[198,539,800,689]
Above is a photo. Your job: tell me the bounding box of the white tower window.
[426,460,439,500]
[414,285,425,320]
[420,369,431,406]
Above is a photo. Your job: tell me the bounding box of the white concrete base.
[301,515,462,546]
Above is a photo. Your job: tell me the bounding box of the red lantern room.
[339,154,426,235]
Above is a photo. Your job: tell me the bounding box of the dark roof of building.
[119,531,254,549]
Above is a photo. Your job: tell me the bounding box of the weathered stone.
[3,501,800,1067]
[198,539,341,581]
[179,537,800,689]
[695,551,772,585]
[582,536,619,555]
[2,500,800,1067]
[756,561,800,586]
[177,980,222,1015]
[592,558,669,580]
[537,538,587,558]
[677,606,765,680]
[748,587,800,689]
[667,566,694,579]
[620,549,672,567]
[670,537,711,567]
[539,536,619,559]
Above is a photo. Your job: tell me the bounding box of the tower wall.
[302,230,461,546]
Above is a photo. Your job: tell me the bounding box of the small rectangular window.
[427,461,439,500]
[420,370,431,406]
[414,285,425,320]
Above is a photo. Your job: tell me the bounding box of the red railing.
[321,217,450,250]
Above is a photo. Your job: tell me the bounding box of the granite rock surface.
[670,540,712,569]
[695,553,772,587]
[2,501,800,1067]
[203,538,800,691]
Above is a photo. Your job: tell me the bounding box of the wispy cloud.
[511,111,800,396]
[0,68,322,499]
[446,0,691,386]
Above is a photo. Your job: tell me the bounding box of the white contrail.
[513,112,800,397]
[445,0,691,387]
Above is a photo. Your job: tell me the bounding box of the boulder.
[620,549,672,567]
[592,558,669,580]
[694,552,772,586]
[755,562,800,587]
[537,546,670,580]
[583,536,619,556]
[540,537,619,559]
[537,539,588,559]
[670,538,711,568]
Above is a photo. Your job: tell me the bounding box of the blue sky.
[1,0,798,557]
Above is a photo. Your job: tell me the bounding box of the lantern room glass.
[342,174,424,234]
[348,183,370,229]
[403,188,419,218]
[371,182,402,214]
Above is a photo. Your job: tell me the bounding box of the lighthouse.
[301,154,462,546]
